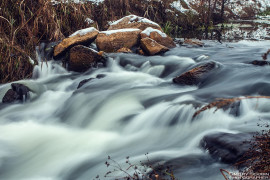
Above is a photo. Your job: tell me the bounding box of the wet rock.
[250,60,270,66]
[2,83,30,103]
[136,48,145,56]
[108,15,163,31]
[69,45,106,72]
[117,47,132,53]
[173,62,216,85]
[96,29,141,52]
[140,27,176,48]
[201,133,252,164]
[2,89,19,103]
[77,78,94,89]
[183,39,204,47]
[140,37,169,56]
[77,74,106,89]
[54,27,99,57]
[96,74,106,79]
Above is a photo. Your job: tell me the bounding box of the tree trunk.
[220,0,226,22]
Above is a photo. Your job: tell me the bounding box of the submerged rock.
[2,83,30,103]
[141,27,176,48]
[250,60,270,66]
[140,37,169,55]
[77,78,95,89]
[183,39,204,47]
[201,133,252,164]
[69,45,106,72]
[173,62,216,85]
[108,15,163,31]
[96,29,141,52]
[77,74,106,89]
[54,27,99,57]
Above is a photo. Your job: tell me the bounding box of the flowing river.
[0,40,270,180]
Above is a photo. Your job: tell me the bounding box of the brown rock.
[136,48,145,56]
[117,47,132,53]
[54,27,99,57]
[173,62,216,85]
[96,29,141,52]
[140,37,169,56]
[140,27,176,48]
[183,39,204,47]
[69,45,105,72]
[108,15,163,31]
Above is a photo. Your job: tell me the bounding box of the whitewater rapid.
[0,40,270,180]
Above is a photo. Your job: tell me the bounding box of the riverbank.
[1,0,270,83]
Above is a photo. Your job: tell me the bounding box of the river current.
[0,40,270,180]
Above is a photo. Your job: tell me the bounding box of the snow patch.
[100,28,141,36]
[172,0,270,17]
[111,15,160,27]
[85,18,94,24]
[142,27,167,38]
[51,0,104,5]
[69,27,98,37]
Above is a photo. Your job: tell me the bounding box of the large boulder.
[141,27,176,48]
[173,62,216,85]
[96,29,141,52]
[201,133,252,164]
[54,27,99,57]
[140,37,169,56]
[2,83,30,103]
[108,15,163,31]
[69,45,106,72]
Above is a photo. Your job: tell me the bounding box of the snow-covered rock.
[54,27,99,57]
[96,28,142,52]
[108,15,163,31]
[140,37,169,55]
[141,27,176,48]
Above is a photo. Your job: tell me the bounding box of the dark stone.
[69,45,106,72]
[77,78,94,89]
[173,62,216,85]
[200,133,252,164]
[2,83,30,103]
[250,60,270,66]
[11,83,30,102]
[96,74,106,79]
[77,74,106,89]
[2,89,19,103]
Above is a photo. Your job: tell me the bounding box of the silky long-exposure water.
[0,40,270,180]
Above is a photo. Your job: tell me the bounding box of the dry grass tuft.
[0,0,94,83]
[262,49,270,61]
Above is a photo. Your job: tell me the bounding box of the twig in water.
[193,96,270,118]
[262,49,270,60]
